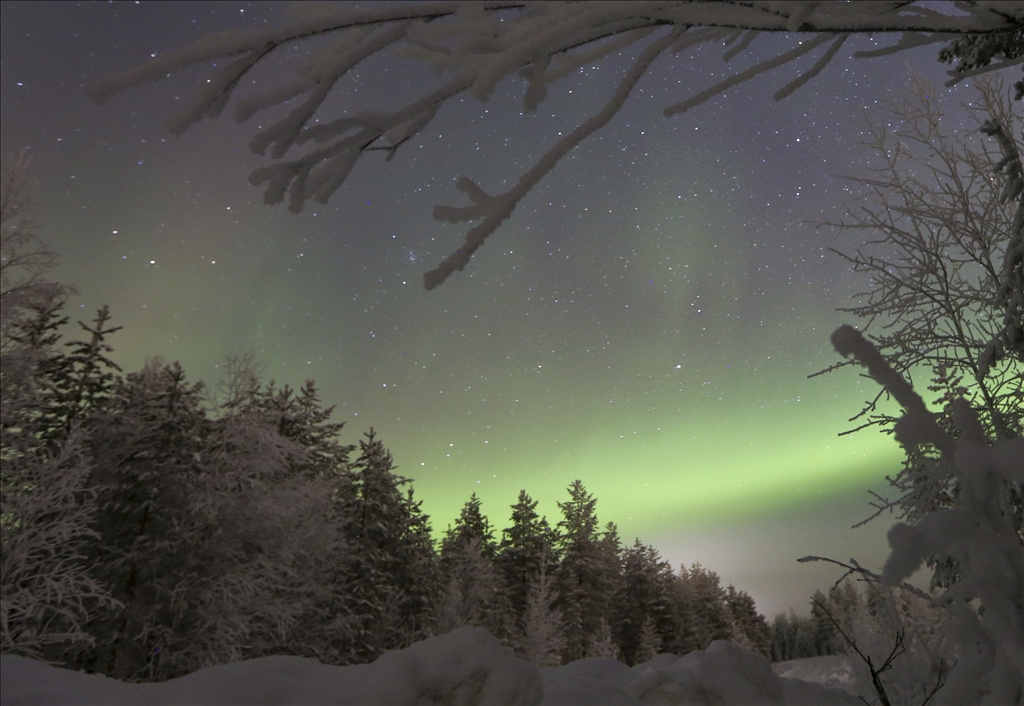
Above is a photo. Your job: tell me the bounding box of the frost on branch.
[0,425,118,662]
[87,2,1024,289]
[831,324,1023,705]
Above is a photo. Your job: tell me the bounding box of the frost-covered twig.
[87,2,1023,288]
[813,77,1022,443]
[423,24,682,289]
[798,555,934,605]
[812,597,904,706]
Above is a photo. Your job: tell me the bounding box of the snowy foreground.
[1,626,859,705]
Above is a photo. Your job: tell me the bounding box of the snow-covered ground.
[1,626,860,705]
[771,655,859,697]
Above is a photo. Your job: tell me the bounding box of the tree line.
[1,225,815,679]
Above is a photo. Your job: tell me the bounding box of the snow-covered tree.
[169,354,355,678]
[515,553,565,667]
[817,76,1023,593]
[724,585,771,657]
[612,539,675,665]
[0,152,72,345]
[44,351,359,680]
[436,495,510,639]
[44,307,123,438]
[434,536,509,640]
[634,615,662,665]
[87,2,1023,289]
[809,587,847,656]
[0,424,116,663]
[819,75,1021,440]
[441,492,497,561]
[73,358,208,680]
[824,323,1023,705]
[495,490,558,632]
[225,376,358,667]
[770,610,836,662]
[588,618,621,661]
[248,377,356,480]
[337,430,439,662]
[553,481,621,662]
[2,177,127,667]
[675,563,734,654]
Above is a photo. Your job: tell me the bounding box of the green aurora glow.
[0,0,962,615]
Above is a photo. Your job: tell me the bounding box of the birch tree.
[816,76,1022,590]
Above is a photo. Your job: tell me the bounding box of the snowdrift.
[1,626,859,705]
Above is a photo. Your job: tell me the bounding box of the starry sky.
[0,1,989,618]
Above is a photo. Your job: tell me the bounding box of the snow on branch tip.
[85,2,1024,289]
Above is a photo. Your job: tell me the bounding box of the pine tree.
[1,300,67,482]
[770,612,793,662]
[820,581,862,654]
[173,357,354,677]
[434,537,509,639]
[251,377,355,480]
[80,354,361,678]
[770,609,836,662]
[589,618,621,660]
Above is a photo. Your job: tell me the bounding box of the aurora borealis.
[1,1,977,617]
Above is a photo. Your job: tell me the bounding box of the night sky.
[0,2,983,618]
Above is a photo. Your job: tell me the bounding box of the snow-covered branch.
[88,2,1024,288]
[829,323,1024,704]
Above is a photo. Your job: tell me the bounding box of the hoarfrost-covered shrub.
[0,426,117,661]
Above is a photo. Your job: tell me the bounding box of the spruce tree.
[34,306,122,443]
[434,536,509,639]
[770,612,793,662]
[634,615,662,665]
[809,589,842,657]
[724,585,771,657]
[436,494,510,638]
[79,358,209,679]
[516,552,565,666]
[677,563,733,653]
[441,492,497,561]
[250,378,355,480]
[338,430,439,662]
[770,610,835,661]
[613,540,675,665]
[554,480,620,662]
[496,490,558,632]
